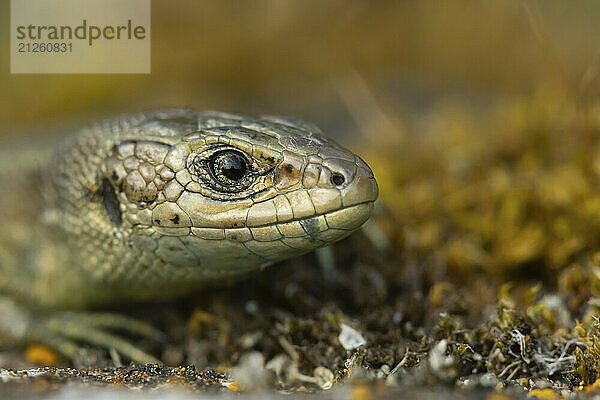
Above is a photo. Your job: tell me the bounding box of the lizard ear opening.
[99,177,122,226]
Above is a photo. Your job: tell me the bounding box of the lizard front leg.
[0,296,163,365]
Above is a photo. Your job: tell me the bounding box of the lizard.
[0,109,378,364]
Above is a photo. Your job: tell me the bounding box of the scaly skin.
[0,109,377,317]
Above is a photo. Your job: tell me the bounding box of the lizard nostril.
[330,172,345,187]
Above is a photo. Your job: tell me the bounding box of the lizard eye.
[191,147,260,194]
[209,150,248,184]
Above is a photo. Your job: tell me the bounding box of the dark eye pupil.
[213,152,247,181]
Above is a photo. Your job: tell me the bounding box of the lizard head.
[50,110,378,293]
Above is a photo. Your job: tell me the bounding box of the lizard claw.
[36,312,163,364]
[0,296,163,365]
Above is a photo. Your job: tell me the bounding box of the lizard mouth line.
[243,200,375,230]
[141,200,376,231]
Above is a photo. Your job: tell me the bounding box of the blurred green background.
[2,1,599,128]
[1,0,599,280]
